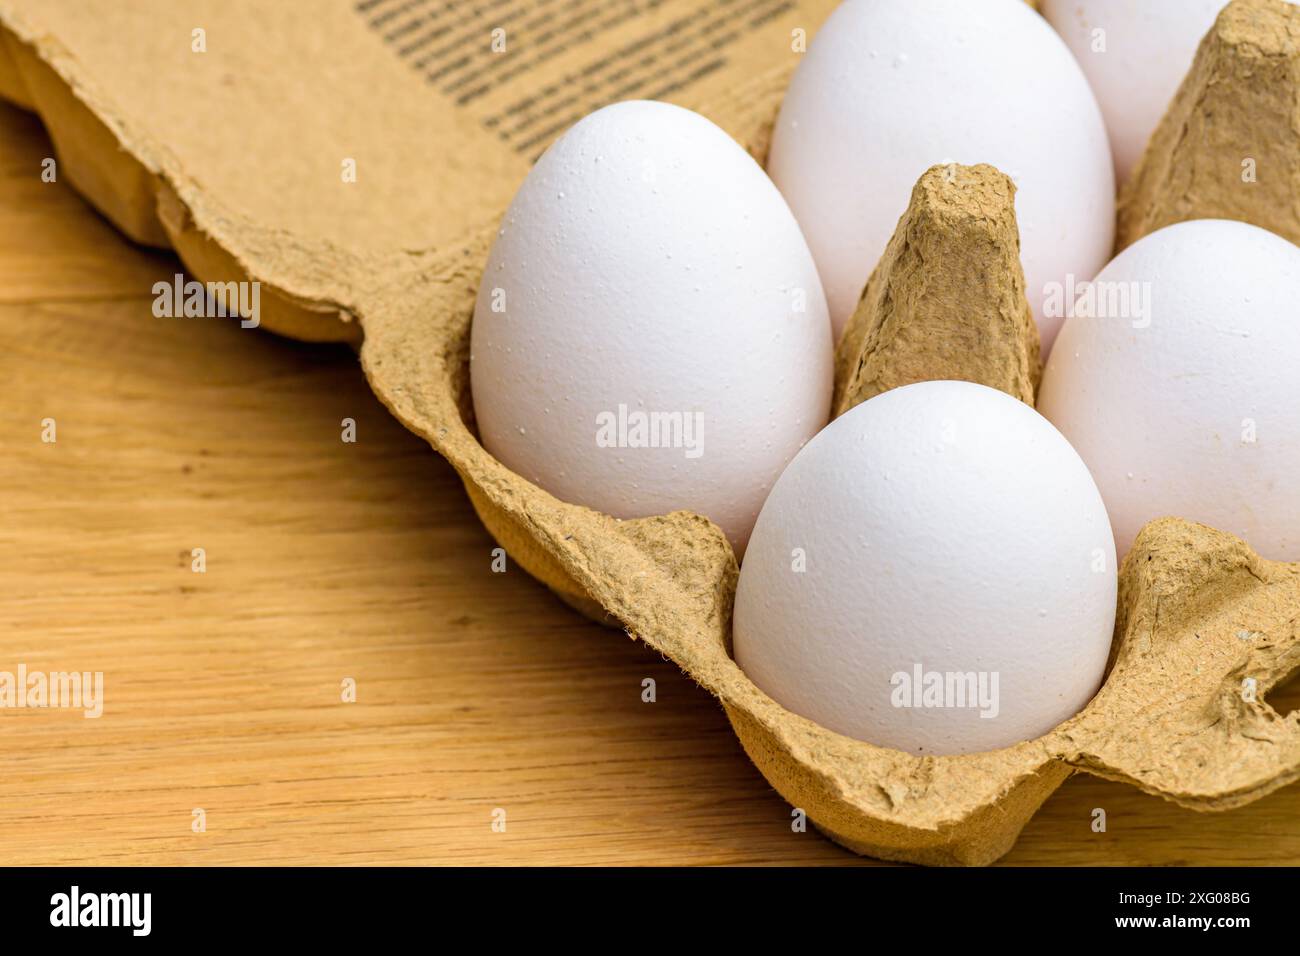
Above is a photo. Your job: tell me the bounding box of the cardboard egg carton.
[1,0,1297,864]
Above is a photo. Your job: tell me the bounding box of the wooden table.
[1,99,1296,866]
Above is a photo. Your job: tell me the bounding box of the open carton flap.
[0,0,840,340]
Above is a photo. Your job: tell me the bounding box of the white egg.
[1038,219,1300,561]
[470,100,833,553]
[1042,0,1297,186]
[767,0,1114,354]
[734,381,1117,756]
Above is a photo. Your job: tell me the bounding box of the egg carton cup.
[2,0,1299,865]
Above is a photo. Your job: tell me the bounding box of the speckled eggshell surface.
[733,381,1117,756]
[470,100,834,553]
[1038,219,1300,561]
[767,0,1114,353]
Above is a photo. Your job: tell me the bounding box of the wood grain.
[1,100,1297,866]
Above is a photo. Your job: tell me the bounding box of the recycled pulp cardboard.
[833,163,1041,417]
[1118,0,1300,250]
[1,0,1297,865]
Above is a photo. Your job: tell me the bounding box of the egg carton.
[2,0,1299,865]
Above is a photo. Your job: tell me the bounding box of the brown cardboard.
[1,0,1297,866]
[1118,0,1300,250]
[833,163,1040,418]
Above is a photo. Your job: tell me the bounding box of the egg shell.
[733,380,1118,757]
[1038,219,1300,561]
[1043,0,1298,186]
[767,0,1114,353]
[470,100,833,552]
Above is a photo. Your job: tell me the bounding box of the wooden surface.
[1,99,1297,866]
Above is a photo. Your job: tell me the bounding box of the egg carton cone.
[833,163,1041,417]
[1118,0,1300,250]
[1,0,1298,865]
